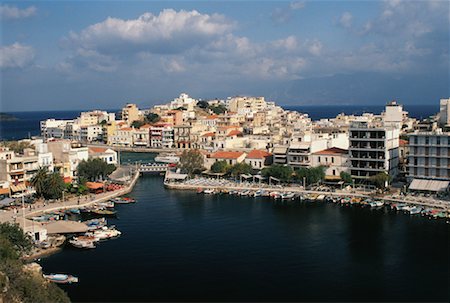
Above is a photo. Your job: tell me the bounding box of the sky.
[0,0,449,112]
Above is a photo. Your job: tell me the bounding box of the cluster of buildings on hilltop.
[2,94,449,196]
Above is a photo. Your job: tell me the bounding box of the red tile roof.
[210,151,245,159]
[227,130,242,137]
[89,147,107,153]
[246,149,271,159]
[202,132,216,137]
[314,147,348,155]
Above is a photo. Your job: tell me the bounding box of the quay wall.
[165,182,450,211]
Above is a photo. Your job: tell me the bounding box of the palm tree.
[30,168,48,198]
[44,172,65,200]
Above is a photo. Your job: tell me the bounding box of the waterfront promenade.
[0,170,140,225]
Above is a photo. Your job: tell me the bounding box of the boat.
[316,194,326,201]
[112,197,136,204]
[90,226,122,240]
[69,239,96,249]
[369,200,384,208]
[409,207,422,215]
[43,274,79,284]
[84,218,107,230]
[203,189,215,194]
[281,192,295,200]
[69,208,81,214]
[155,153,180,164]
[98,201,115,208]
[90,209,117,216]
[253,189,264,197]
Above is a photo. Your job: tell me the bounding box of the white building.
[88,147,118,165]
[311,147,349,179]
[439,98,450,127]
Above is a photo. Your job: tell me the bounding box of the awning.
[45,221,89,234]
[254,175,266,180]
[0,198,15,208]
[86,182,104,190]
[10,183,26,192]
[0,188,10,195]
[325,175,342,181]
[240,174,253,179]
[63,177,73,184]
[409,179,449,192]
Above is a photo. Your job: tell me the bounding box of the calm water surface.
[39,176,449,302]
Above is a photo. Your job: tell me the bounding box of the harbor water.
[39,175,449,302]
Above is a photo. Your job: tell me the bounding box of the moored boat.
[43,274,79,284]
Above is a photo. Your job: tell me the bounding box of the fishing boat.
[69,239,96,249]
[409,207,422,215]
[203,189,215,194]
[369,200,384,208]
[316,194,326,201]
[69,208,81,215]
[84,218,107,230]
[253,189,264,197]
[90,209,117,216]
[90,226,122,240]
[281,192,295,200]
[240,190,251,196]
[43,274,79,284]
[98,201,115,208]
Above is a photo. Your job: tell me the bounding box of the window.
[332,157,335,163]
[437,137,441,145]
[332,169,336,176]
[318,156,321,163]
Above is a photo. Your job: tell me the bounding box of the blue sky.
[1,0,449,111]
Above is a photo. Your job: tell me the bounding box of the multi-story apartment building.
[311,147,349,179]
[439,98,450,127]
[121,103,140,124]
[0,148,39,193]
[150,124,174,148]
[173,125,192,149]
[41,119,74,139]
[349,120,399,181]
[408,129,450,181]
[47,140,88,178]
[80,125,103,142]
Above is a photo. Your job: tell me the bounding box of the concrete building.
[88,147,118,165]
[439,98,450,127]
[349,120,399,181]
[174,125,192,149]
[40,119,73,139]
[244,150,272,170]
[0,147,39,193]
[383,101,404,129]
[47,140,88,178]
[205,151,247,169]
[408,129,450,181]
[121,103,141,124]
[311,147,349,179]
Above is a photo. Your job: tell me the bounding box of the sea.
[0,104,437,141]
[38,163,449,302]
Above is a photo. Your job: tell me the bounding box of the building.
[349,120,399,181]
[47,140,88,178]
[0,147,39,194]
[408,129,450,181]
[244,150,272,170]
[80,125,103,142]
[205,151,247,169]
[40,119,73,139]
[272,146,288,165]
[383,101,404,129]
[109,127,134,146]
[121,103,140,124]
[173,125,192,149]
[439,98,450,127]
[311,147,349,179]
[88,147,118,165]
[149,124,174,148]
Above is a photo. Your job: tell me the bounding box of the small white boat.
[203,189,215,194]
[155,154,180,164]
[316,194,326,201]
[43,274,79,284]
[253,190,264,197]
[69,239,96,249]
[409,207,422,215]
[281,192,295,200]
[369,201,384,208]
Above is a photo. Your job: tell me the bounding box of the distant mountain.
[0,113,19,121]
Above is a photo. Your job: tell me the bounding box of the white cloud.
[290,1,306,10]
[339,12,353,28]
[65,9,234,55]
[0,5,36,20]
[308,40,323,56]
[0,43,35,68]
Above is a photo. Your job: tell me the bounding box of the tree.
[43,173,65,200]
[131,120,145,128]
[262,165,293,182]
[229,162,253,177]
[0,223,32,256]
[370,172,392,189]
[145,113,160,123]
[197,100,209,109]
[340,171,353,184]
[211,160,230,174]
[178,149,205,176]
[77,158,116,181]
[208,104,227,115]
[30,168,48,198]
